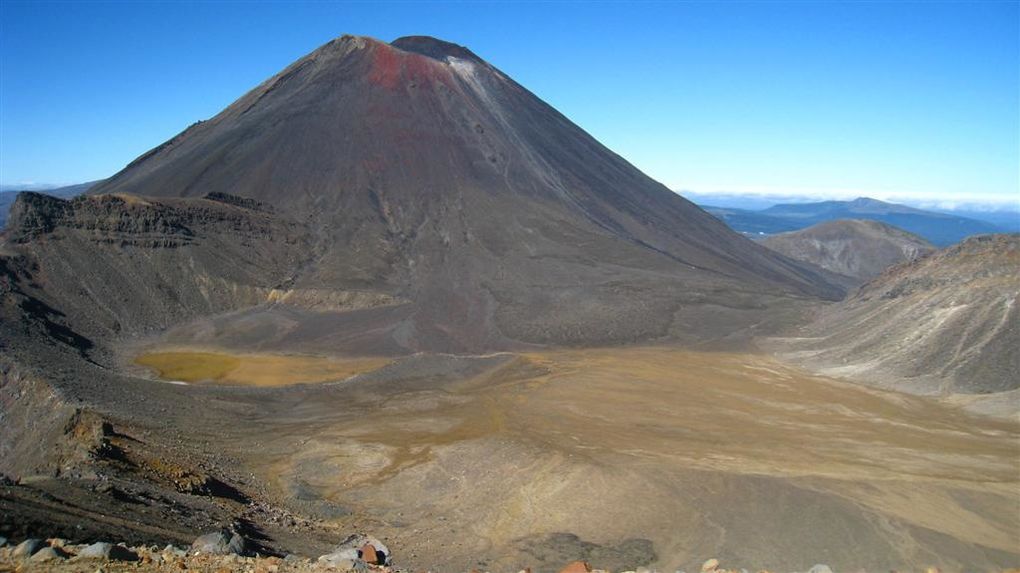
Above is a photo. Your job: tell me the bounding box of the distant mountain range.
[938,208,1020,232]
[697,196,1009,246]
[0,180,102,228]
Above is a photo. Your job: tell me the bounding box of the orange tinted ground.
[135,350,389,386]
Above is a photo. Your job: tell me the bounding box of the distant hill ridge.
[760,219,936,284]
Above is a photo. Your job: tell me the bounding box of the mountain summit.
[45,35,840,352]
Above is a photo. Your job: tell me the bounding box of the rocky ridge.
[0,181,100,230]
[770,233,1019,411]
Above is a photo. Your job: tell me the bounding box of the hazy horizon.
[679,187,1020,212]
[4,180,1017,216]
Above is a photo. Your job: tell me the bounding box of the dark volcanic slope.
[761,219,935,283]
[73,34,840,352]
[772,234,1020,402]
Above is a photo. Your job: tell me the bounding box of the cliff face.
[1,192,313,345]
[773,234,1020,398]
[8,192,281,246]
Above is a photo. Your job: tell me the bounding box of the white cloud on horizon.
[0,181,67,192]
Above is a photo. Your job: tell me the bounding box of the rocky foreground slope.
[760,219,935,284]
[770,233,1019,414]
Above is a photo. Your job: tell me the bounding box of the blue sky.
[1,1,1017,209]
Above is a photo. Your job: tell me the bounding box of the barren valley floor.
[114,345,1020,571]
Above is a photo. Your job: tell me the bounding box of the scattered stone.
[79,542,113,559]
[319,548,359,564]
[636,567,652,573]
[78,541,139,561]
[560,561,593,573]
[0,537,7,547]
[13,538,45,559]
[323,534,391,566]
[30,546,66,562]
[316,555,369,571]
[701,559,720,573]
[191,530,247,556]
[360,544,380,565]
[807,565,832,573]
